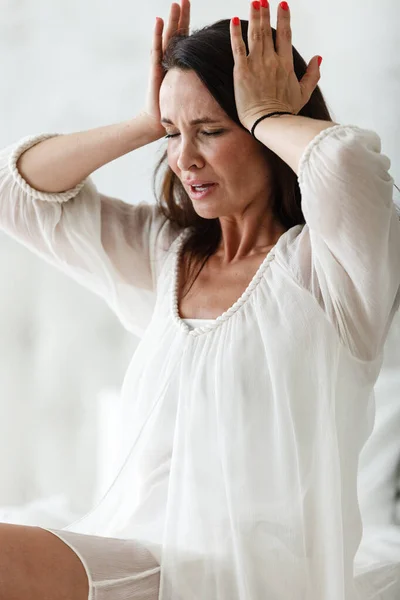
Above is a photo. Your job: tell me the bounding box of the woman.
[1,1,399,598]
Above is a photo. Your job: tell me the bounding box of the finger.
[248,1,263,58]
[276,2,293,67]
[163,3,181,53]
[299,56,322,103]
[260,0,274,56]
[178,0,191,36]
[230,18,247,70]
[152,17,164,68]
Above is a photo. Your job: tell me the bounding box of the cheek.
[206,139,237,171]
[213,143,248,180]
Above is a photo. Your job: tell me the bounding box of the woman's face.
[159,69,275,220]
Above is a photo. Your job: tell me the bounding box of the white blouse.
[2,124,400,600]
[183,318,215,329]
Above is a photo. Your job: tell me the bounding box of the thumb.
[299,56,322,102]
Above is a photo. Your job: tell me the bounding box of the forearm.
[16,113,162,193]
[252,114,339,175]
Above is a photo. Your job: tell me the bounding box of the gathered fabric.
[1,124,400,599]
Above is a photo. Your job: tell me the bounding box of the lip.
[183,180,216,186]
[187,183,217,201]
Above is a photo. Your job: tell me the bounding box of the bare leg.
[0,523,89,600]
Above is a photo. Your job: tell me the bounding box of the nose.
[176,137,205,172]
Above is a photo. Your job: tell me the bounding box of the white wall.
[0,0,399,527]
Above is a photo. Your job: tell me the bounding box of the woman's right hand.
[141,0,191,139]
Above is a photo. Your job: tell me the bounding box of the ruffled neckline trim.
[170,225,302,338]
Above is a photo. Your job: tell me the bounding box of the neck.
[216,214,286,264]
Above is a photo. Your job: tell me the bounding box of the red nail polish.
[232,16,240,26]
[280,2,289,10]
[318,56,323,66]
[260,0,269,7]
[252,1,261,10]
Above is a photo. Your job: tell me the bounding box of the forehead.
[160,69,226,122]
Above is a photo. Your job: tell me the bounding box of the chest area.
[177,252,271,320]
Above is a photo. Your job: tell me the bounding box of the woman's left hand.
[230,1,322,132]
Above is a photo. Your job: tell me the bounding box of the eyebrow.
[160,117,222,126]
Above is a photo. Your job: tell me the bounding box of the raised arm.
[15,0,192,193]
[229,3,400,361]
[1,1,192,337]
[16,116,163,193]
[1,130,182,338]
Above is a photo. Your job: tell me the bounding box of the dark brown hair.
[153,19,334,297]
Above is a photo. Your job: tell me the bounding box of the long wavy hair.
[153,19,334,298]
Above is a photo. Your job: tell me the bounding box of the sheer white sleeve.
[291,124,400,361]
[0,133,182,338]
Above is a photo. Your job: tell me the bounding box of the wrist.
[246,112,294,140]
[133,112,166,144]
[242,104,294,133]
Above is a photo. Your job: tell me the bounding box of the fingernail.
[260,0,269,7]
[318,56,323,66]
[232,16,240,26]
[252,1,261,10]
[280,2,289,10]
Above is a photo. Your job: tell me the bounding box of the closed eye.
[164,130,225,139]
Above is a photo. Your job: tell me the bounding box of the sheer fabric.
[43,529,161,600]
[1,133,181,338]
[1,125,400,599]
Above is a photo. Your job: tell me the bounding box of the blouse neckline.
[170,228,284,338]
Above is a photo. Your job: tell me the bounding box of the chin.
[191,197,229,220]
[193,205,222,220]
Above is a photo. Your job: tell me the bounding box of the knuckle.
[281,28,292,43]
[266,56,278,68]
[251,30,263,43]
[281,57,293,70]
[235,45,247,57]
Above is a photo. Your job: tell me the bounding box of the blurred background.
[0,0,399,561]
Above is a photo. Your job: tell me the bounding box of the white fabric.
[1,125,400,599]
[355,310,400,582]
[43,528,161,600]
[358,311,400,528]
[183,318,216,330]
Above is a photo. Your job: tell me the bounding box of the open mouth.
[189,183,217,199]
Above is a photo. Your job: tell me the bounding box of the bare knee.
[0,523,89,600]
